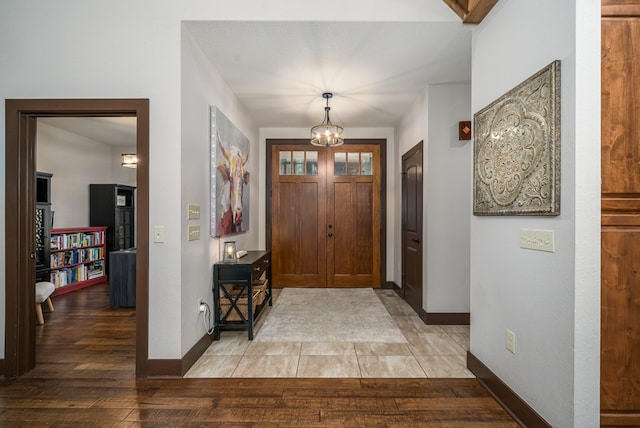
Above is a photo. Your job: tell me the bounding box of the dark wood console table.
[212,250,272,340]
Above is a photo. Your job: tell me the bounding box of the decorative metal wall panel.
[473,60,561,216]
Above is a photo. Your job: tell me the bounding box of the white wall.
[395,84,471,314]
[180,28,259,354]
[470,1,600,426]
[37,122,114,228]
[426,83,471,313]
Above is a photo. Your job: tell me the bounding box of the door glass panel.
[334,152,347,176]
[279,151,291,175]
[361,152,373,175]
[306,151,318,175]
[293,151,305,175]
[348,152,360,175]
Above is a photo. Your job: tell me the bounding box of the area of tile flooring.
[185,289,472,378]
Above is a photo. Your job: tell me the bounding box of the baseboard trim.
[601,412,640,427]
[467,352,551,428]
[182,333,214,375]
[143,359,183,378]
[383,281,395,290]
[141,333,213,378]
[418,309,470,325]
[389,281,404,298]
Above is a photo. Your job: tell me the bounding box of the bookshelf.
[49,226,108,296]
[35,172,53,282]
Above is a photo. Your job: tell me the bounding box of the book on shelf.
[49,228,107,289]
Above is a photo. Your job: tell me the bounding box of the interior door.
[270,142,381,288]
[402,142,423,314]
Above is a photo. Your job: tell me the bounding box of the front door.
[270,141,382,288]
[402,142,423,314]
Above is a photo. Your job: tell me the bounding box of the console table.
[212,250,272,340]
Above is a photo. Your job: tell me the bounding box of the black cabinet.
[35,172,53,282]
[89,184,136,264]
[213,251,272,340]
[109,250,136,307]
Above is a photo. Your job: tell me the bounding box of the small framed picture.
[116,195,126,206]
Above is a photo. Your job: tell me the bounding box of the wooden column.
[601,1,640,425]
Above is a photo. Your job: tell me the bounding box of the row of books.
[50,247,104,268]
[49,261,105,287]
[50,231,104,250]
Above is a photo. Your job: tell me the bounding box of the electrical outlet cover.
[505,329,516,354]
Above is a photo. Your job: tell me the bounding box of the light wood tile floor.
[185,289,474,378]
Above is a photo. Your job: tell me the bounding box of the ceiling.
[185,21,473,128]
[38,117,137,147]
[39,19,473,141]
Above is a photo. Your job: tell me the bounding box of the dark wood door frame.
[4,98,150,378]
[266,138,387,287]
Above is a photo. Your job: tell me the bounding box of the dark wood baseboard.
[140,332,213,378]
[601,412,640,427]
[418,309,470,325]
[182,333,214,375]
[390,281,404,298]
[467,352,551,428]
[418,310,471,325]
[142,359,183,378]
[383,281,395,289]
[389,283,468,325]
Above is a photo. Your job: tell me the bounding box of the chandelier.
[310,92,344,147]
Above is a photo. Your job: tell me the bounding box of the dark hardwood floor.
[0,283,518,426]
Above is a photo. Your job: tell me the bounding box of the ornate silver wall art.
[473,60,561,216]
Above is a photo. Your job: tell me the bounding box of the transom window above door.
[334,152,373,176]
[279,151,318,176]
[279,150,375,177]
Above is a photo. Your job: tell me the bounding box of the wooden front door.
[270,141,382,288]
[401,142,423,314]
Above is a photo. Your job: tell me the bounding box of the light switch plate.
[520,229,555,252]
[187,225,200,241]
[153,226,165,243]
[187,203,200,220]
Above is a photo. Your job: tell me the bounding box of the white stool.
[35,281,55,325]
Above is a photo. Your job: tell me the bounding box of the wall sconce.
[458,121,472,141]
[121,153,138,168]
[223,241,237,263]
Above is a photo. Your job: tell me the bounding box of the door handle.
[328,233,333,237]
[412,239,420,244]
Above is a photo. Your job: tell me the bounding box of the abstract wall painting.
[210,106,250,237]
[473,60,561,216]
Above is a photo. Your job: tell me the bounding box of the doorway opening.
[4,99,149,378]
